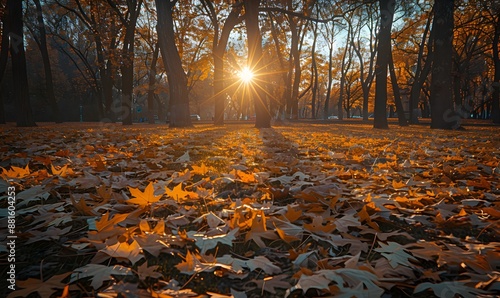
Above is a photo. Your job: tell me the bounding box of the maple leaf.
[137,262,162,281]
[1,164,30,179]
[70,264,133,289]
[334,213,361,233]
[414,281,487,298]
[51,164,73,177]
[89,212,129,240]
[188,227,239,254]
[245,212,278,247]
[7,272,71,298]
[375,241,417,268]
[134,234,165,257]
[16,185,50,207]
[70,194,98,216]
[139,219,165,235]
[285,273,331,297]
[175,150,191,162]
[252,274,291,294]
[97,240,144,265]
[303,215,336,235]
[283,204,302,222]
[244,256,282,274]
[127,182,163,207]
[165,183,199,201]
[26,226,72,244]
[191,163,213,175]
[231,169,258,183]
[176,250,215,275]
[193,211,225,228]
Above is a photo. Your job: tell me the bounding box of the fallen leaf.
[127,182,163,207]
[70,264,133,289]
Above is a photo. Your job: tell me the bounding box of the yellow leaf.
[1,164,30,178]
[127,182,163,207]
[191,163,213,175]
[51,164,72,177]
[165,183,198,201]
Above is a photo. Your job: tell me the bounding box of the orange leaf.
[392,180,407,189]
[127,182,163,207]
[284,205,302,222]
[304,216,336,235]
[1,164,30,178]
[358,206,379,231]
[165,183,198,201]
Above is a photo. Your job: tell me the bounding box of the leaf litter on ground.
[0,122,499,297]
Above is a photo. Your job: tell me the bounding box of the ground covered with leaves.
[1,122,499,297]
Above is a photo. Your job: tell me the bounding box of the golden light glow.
[239,67,254,83]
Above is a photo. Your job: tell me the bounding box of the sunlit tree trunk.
[338,29,352,121]
[373,0,394,129]
[32,0,61,123]
[430,0,457,129]
[8,0,35,127]
[202,0,242,125]
[268,12,288,121]
[243,0,270,128]
[324,41,333,119]
[155,0,191,127]
[310,19,319,119]
[389,45,408,126]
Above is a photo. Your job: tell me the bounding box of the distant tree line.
[0,0,498,128]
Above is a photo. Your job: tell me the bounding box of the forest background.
[0,0,499,129]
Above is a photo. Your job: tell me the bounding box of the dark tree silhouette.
[202,0,243,126]
[32,0,62,123]
[8,0,36,127]
[429,0,457,129]
[373,0,394,129]
[0,3,9,124]
[243,0,271,128]
[155,0,191,127]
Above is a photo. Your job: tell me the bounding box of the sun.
[239,67,254,83]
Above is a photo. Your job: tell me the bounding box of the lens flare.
[239,67,254,83]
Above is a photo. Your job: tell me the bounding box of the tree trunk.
[430,0,457,129]
[33,0,61,123]
[147,42,159,124]
[204,1,242,125]
[8,0,35,127]
[268,12,288,121]
[243,0,270,128]
[287,13,300,120]
[310,20,318,119]
[120,0,142,126]
[338,29,352,121]
[155,0,191,127]
[491,14,500,124]
[324,42,334,119]
[389,46,408,126]
[373,0,394,129]
[409,8,433,124]
[0,7,9,124]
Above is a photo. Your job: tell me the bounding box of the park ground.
[0,122,499,297]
